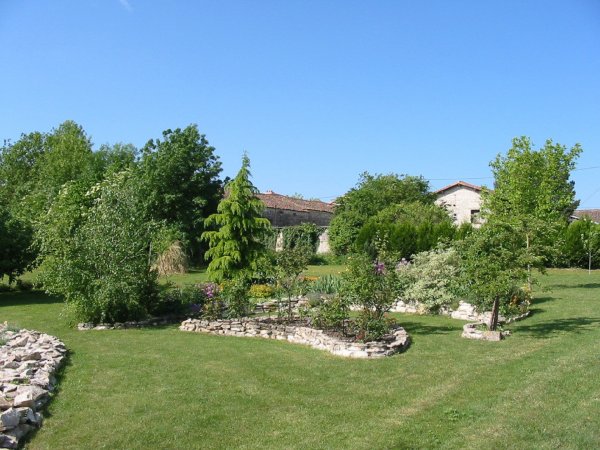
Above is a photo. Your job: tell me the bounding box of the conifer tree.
[201,155,271,282]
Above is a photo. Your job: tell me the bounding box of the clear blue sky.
[1,1,599,207]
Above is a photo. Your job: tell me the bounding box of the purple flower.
[203,283,218,299]
[374,261,386,275]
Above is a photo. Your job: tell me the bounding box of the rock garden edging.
[0,323,67,449]
[180,317,410,359]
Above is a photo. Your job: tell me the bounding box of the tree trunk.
[589,250,592,275]
[489,296,500,331]
[526,233,532,291]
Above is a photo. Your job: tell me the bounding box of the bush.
[15,279,34,291]
[37,172,159,324]
[401,246,460,312]
[221,276,251,318]
[151,284,206,317]
[311,296,349,332]
[249,284,274,299]
[341,248,402,341]
[201,283,224,320]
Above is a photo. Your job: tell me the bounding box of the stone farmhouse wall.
[435,182,483,227]
[263,207,332,227]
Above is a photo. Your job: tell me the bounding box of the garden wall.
[0,323,67,449]
[180,318,410,359]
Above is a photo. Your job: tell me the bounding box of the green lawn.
[159,264,346,286]
[1,269,598,449]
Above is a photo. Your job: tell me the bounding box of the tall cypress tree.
[201,154,271,282]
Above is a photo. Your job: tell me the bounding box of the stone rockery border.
[0,323,67,449]
[180,317,410,359]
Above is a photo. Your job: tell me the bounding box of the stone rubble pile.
[461,322,510,341]
[0,323,67,449]
[180,317,410,358]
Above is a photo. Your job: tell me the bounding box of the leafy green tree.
[0,121,99,228]
[201,155,271,282]
[457,224,528,330]
[38,171,158,323]
[139,125,223,262]
[355,201,456,259]
[0,205,35,283]
[562,218,600,272]
[330,173,435,255]
[484,137,582,288]
[92,143,138,177]
[0,132,45,215]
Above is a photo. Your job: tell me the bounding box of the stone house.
[435,181,484,227]
[256,191,334,253]
[572,209,600,224]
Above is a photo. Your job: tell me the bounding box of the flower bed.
[180,317,410,359]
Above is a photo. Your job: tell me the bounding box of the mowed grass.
[159,264,346,286]
[1,269,599,449]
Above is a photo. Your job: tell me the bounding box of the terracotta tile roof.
[435,180,483,194]
[256,191,334,214]
[573,209,600,223]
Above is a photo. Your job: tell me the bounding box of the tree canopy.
[483,137,582,286]
[139,125,223,261]
[329,172,437,254]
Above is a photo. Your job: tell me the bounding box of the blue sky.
[1,1,599,207]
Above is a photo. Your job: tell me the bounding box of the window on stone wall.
[470,209,481,224]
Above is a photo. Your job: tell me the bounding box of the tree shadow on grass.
[399,320,460,336]
[530,296,553,305]
[0,290,62,307]
[547,283,600,290]
[515,317,600,338]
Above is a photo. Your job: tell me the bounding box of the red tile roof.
[435,180,483,194]
[256,191,334,214]
[573,209,600,223]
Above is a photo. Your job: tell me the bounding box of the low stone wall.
[180,318,410,359]
[391,299,530,325]
[0,323,67,449]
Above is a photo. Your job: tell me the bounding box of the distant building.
[571,209,600,224]
[435,181,484,227]
[256,191,334,253]
[256,191,334,227]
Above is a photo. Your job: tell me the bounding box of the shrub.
[201,283,224,320]
[151,284,206,316]
[15,279,34,291]
[401,246,460,313]
[249,284,274,299]
[37,172,159,324]
[221,276,251,318]
[311,296,349,332]
[341,246,402,341]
